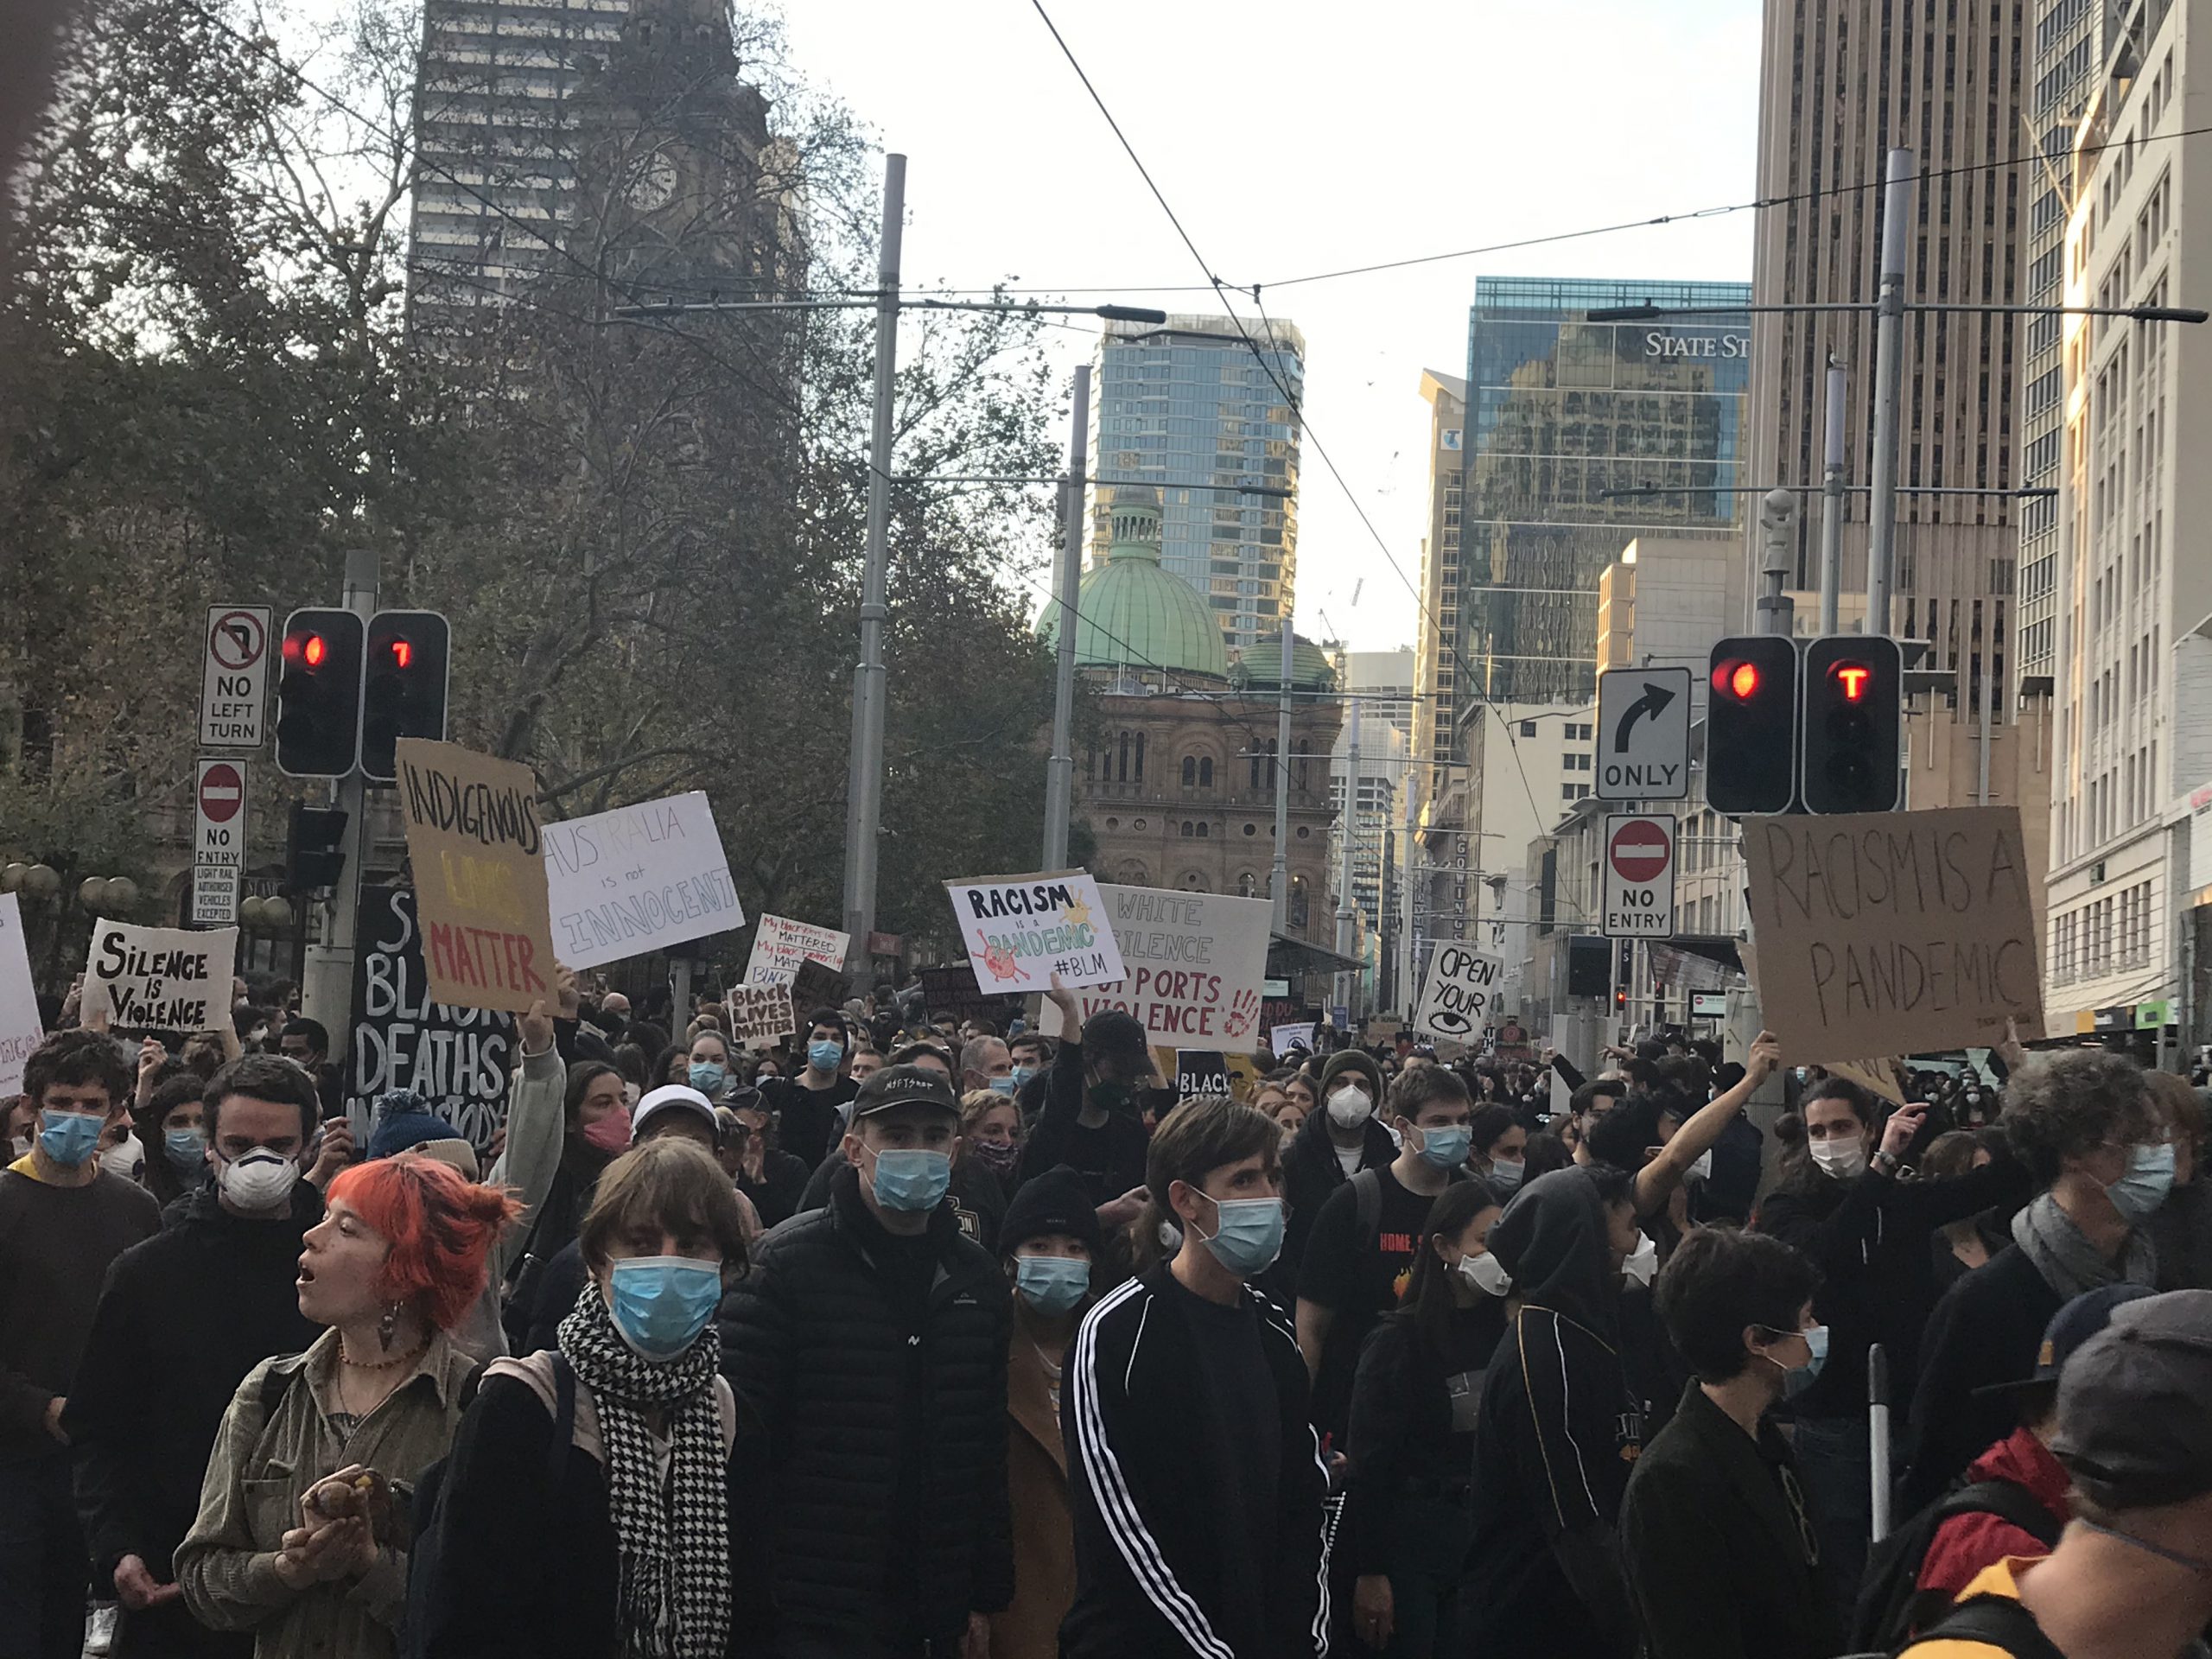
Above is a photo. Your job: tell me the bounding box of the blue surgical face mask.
[807,1039,843,1074]
[1014,1254,1091,1316]
[688,1062,726,1096]
[1414,1123,1472,1170]
[1195,1194,1285,1277]
[38,1109,105,1168]
[607,1256,724,1361]
[163,1127,208,1173]
[1760,1323,1829,1398]
[1487,1156,1526,1192]
[869,1146,952,1212]
[988,1076,1018,1096]
[2109,1141,2177,1222]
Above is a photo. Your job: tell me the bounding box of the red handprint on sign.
[1223,988,1259,1039]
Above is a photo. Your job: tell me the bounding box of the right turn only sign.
[1603,813,1676,938]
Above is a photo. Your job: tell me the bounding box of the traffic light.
[275,609,364,778]
[361,610,451,782]
[283,803,349,896]
[1705,636,1801,815]
[1801,635,1903,813]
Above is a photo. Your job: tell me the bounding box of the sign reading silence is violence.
[395,737,558,1013]
[79,920,238,1034]
[1739,804,2045,1061]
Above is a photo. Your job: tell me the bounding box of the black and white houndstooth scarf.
[557,1284,729,1659]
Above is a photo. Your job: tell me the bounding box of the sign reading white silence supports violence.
[80,920,237,1034]
[1036,885,1272,1048]
[944,870,1126,995]
[1414,944,1505,1043]
[1739,804,2045,1060]
[743,914,849,986]
[347,886,513,1152]
[0,893,42,1096]
[542,791,744,971]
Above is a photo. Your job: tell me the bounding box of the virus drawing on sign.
[1062,895,1091,928]
[980,938,1021,982]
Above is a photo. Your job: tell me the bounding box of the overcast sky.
[779,0,1764,652]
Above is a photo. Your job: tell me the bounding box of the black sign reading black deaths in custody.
[347,885,515,1155]
[918,965,1025,1031]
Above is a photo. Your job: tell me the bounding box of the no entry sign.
[192,758,249,925]
[1603,813,1675,938]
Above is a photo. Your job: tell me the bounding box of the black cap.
[1000,1164,1103,1256]
[1082,1007,1150,1065]
[850,1063,960,1121]
[2054,1288,2212,1510]
[1974,1282,2157,1402]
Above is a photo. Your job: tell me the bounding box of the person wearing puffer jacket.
[1280,1048,1394,1283]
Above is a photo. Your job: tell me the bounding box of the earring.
[378,1303,399,1351]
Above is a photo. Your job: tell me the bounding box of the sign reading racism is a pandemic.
[79,920,237,1034]
[1740,805,2044,1060]
[1036,885,1271,1048]
[396,738,558,1013]
[943,869,1126,995]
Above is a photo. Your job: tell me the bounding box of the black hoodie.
[1280,1072,1397,1283]
[1463,1167,1644,1659]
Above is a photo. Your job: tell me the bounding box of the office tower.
[2048,0,2202,1035]
[1089,315,1305,657]
[1413,370,1468,793]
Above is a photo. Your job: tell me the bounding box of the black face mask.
[1090,1080,1136,1116]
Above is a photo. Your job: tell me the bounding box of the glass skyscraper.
[1462,276,1750,702]
[1089,315,1305,655]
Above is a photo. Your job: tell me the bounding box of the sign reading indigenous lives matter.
[1034,885,1272,1048]
[1740,805,2045,1060]
[943,870,1126,995]
[346,886,515,1151]
[79,920,236,1034]
[541,791,743,971]
[396,738,558,1013]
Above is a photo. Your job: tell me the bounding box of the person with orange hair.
[175,1155,519,1659]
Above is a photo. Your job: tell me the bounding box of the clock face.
[626,153,679,211]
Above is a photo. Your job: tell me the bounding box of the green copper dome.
[1036,489,1230,682]
[1231,633,1336,693]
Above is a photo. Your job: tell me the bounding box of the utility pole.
[1042,363,1090,869]
[1866,148,1915,641]
[1819,357,1846,636]
[1271,618,1294,932]
[1757,488,1796,637]
[842,152,905,969]
[299,544,376,1030]
[1334,697,1360,1014]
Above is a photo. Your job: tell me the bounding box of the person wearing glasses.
[1618,1225,1835,1659]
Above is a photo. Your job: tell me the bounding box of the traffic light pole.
[1756,488,1796,638]
[1865,148,1915,642]
[1819,359,1847,636]
[1272,618,1294,932]
[1042,363,1091,871]
[300,544,377,1033]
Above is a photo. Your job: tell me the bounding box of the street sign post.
[1602,813,1676,938]
[200,606,273,749]
[1596,665,1691,801]
[192,758,248,925]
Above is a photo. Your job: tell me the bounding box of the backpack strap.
[1351,1166,1382,1250]
[543,1351,576,1490]
[1916,1592,2070,1659]
[257,1361,299,1424]
[1936,1480,2065,1552]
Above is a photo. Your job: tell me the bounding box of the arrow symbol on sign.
[1612,681,1678,753]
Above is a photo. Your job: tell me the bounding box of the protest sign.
[790,959,853,1020]
[0,894,42,1096]
[80,920,235,1034]
[542,791,744,971]
[1223,1052,1260,1103]
[396,738,558,1012]
[744,914,849,986]
[346,886,515,1153]
[1824,1057,1907,1106]
[918,965,1024,1032]
[1176,1049,1231,1100]
[1414,944,1505,1042]
[1740,805,2044,1060]
[1270,1020,1317,1058]
[1034,886,1272,1047]
[728,983,797,1049]
[944,869,1125,994]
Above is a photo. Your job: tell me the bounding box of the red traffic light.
[1715,659,1761,700]
[303,633,327,668]
[1833,662,1870,702]
[389,638,413,669]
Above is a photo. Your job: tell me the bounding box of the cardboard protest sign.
[80,920,236,1034]
[1176,1049,1231,1100]
[1741,805,2044,1060]
[1269,1020,1317,1058]
[1414,944,1505,1043]
[790,959,853,1021]
[728,984,797,1049]
[944,869,1125,995]
[396,739,558,1013]
[1034,886,1273,1048]
[0,894,43,1096]
[1823,1057,1907,1106]
[346,886,515,1152]
[1223,1052,1261,1103]
[744,914,850,987]
[542,791,744,971]
[918,965,1025,1032]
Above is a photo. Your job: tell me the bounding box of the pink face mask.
[582,1111,633,1155]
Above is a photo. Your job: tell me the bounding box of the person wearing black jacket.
[1462,1165,1648,1659]
[721,1065,1013,1658]
[1061,1094,1330,1658]
[725,1094,809,1229]
[63,1056,322,1659]
[1281,1048,1395,1281]
[1014,979,1156,1229]
[1753,1076,2031,1618]
[1620,1225,1834,1659]
[758,1009,859,1170]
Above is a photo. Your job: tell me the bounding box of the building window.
[1179,821,1194,838]
[1116,731,1129,782]
[1197,822,1210,838]
[1135,732,1145,782]
[1521,720,1538,737]
[1199,756,1213,787]
[1183,756,1197,786]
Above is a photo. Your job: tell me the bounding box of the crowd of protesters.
[7,959,2212,1659]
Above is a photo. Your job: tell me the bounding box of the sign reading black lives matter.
[347,885,515,1152]
[1413,944,1504,1044]
[1740,804,2045,1060]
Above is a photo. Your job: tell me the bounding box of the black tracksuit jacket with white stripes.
[1058,1264,1331,1658]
